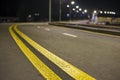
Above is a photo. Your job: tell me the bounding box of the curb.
[49,22,120,36]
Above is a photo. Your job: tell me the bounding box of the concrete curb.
[49,22,120,36]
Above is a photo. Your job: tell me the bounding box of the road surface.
[0,23,120,80]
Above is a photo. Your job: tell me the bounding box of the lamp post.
[49,0,51,22]
[59,0,61,21]
[71,1,75,5]
[69,1,75,21]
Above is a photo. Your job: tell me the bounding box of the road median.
[49,22,120,36]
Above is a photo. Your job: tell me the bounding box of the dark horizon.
[0,0,120,20]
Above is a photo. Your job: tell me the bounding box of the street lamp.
[71,1,75,5]
[100,11,103,14]
[69,1,75,21]
[84,9,87,13]
[59,0,75,21]
[28,14,32,18]
[79,8,82,11]
[107,11,110,14]
[67,5,70,8]
[104,11,107,14]
[76,5,79,9]
[93,10,97,14]
[72,8,75,11]
[59,0,61,21]
[76,10,79,13]
[114,12,116,15]
[49,0,51,22]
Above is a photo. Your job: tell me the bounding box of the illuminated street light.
[73,8,75,11]
[76,5,79,9]
[76,10,79,13]
[100,11,103,14]
[93,10,97,14]
[79,8,82,11]
[28,14,32,18]
[111,12,114,14]
[104,11,107,14]
[67,13,70,17]
[68,1,75,21]
[71,1,75,5]
[84,9,87,13]
[107,11,110,14]
[113,12,116,15]
[110,12,112,14]
[111,12,113,14]
[82,12,85,14]
[67,5,70,8]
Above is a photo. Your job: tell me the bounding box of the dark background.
[0,0,119,21]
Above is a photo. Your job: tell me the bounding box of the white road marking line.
[45,28,50,31]
[63,33,77,37]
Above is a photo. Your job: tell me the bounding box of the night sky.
[0,0,119,20]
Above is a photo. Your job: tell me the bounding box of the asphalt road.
[0,23,120,80]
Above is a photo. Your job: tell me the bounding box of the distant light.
[107,11,110,14]
[109,12,116,15]
[28,14,32,18]
[82,12,85,14]
[79,8,82,11]
[111,12,113,14]
[76,10,79,13]
[73,8,75,11]
[76,5,79,9]
[67,13,70,17]
[93,10,97,14]
[84,9,87,13]
[113,12,116,15]
[104,11,107,14]
[71,1,75,5]
[67,5,70,8]
[100,11,103,14]
[110,12,112,14]
[35,13,40,16]
[112,12,114,14]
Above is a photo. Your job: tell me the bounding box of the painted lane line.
[63,33,77,37]
[44,28,50,31]
[9,26,62,80]
[14,26,96,80]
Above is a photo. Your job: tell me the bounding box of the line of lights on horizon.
[67,2,117,15]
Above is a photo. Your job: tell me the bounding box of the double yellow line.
[9,25,96,80]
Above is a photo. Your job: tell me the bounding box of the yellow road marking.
[9,26,62,80]
[14,25,96,80]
